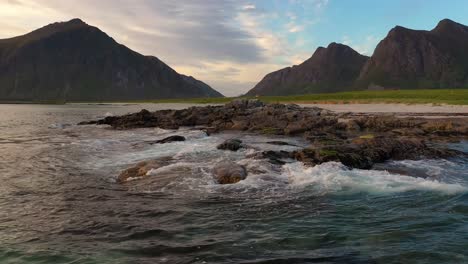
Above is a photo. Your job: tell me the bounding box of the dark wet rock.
[293,137,464,169]
[212,162,247,184]
[153,135,186,144]
[266,141,297,146]
[261,150,293,165]
[117,157,172,183]
[217,139,243,151]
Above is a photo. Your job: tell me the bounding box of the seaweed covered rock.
[293,137,463,169]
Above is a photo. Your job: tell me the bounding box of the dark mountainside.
[0,19,223,102]
[358,19,468,89]
[246,43,369,96]
[247,19,468,96]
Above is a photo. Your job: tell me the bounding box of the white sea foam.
[282,162,467,195]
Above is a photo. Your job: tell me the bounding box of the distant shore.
[73,89,468,106]
[2,89,468,106]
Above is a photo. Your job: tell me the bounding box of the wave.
[282,161,467,195]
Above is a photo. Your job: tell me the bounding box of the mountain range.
[0,19,223,102]
[247,19,468,96]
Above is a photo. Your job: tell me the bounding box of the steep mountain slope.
[246,43,369,96]
[357,19,468,89]
[0,19,223,102]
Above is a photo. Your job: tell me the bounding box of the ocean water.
[0,104,467,264]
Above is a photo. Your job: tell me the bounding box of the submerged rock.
[217,139,243,151]
[153,135,186,144]
[212,162,247,184]
[117,157,172,183]
[266,141,297,146]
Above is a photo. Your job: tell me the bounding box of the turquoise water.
[0,104,467,264]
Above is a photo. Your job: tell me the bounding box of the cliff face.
[246,43,369,96]
[0,19,223,102]
[357,19,468,89]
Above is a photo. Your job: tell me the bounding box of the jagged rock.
[217,139,243,151]
[212,162,247,184]
[293,137,463,169]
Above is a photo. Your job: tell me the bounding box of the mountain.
[358,19,468,89]
[0,19,223,102]
[246,43,369,96]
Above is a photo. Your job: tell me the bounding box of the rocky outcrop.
[212,162,248,184]
[82,100,468,139]
[80,100,335,134]
[0,18,223,102]
[246,43,369,96]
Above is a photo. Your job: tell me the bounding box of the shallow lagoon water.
[0,104,467,264]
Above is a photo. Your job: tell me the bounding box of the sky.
[1,0,468,96]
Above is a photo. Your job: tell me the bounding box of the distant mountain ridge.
[246,43,369,96]
[0,19,223,102]
[247,19,468,96]
[358,19,468,89]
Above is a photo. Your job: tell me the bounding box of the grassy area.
[114,89,468,105]
[3,89,467,105]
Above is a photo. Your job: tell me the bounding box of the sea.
[0,103,467,264]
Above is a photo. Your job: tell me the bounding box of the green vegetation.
[252,89,468,105]
[118,89,468,105]
[8,89,466,105]
[88,89,468,105]
[318,149,339,158]
[359,134,375,139]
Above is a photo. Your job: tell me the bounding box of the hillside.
[0,19,223,102]
[357,19,468,89]
[246,43,369,96]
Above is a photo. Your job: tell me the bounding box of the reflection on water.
[0,103,467,264]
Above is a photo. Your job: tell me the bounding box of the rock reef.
[81,100,468,184]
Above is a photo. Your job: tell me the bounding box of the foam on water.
[73,125,468,196]
[282,161,467,195]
